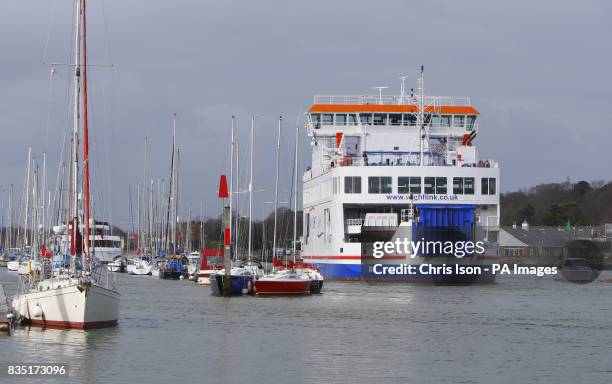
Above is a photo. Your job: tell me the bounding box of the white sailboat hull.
[7,261,19,271]
[127,260,152,275]
[12,279,120,329]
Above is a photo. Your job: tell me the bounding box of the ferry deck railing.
[313,95,471,106]
[328,152,498,168]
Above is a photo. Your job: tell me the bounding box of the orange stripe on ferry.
[308,104,479,115]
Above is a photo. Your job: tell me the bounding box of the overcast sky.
[1,0,610,227]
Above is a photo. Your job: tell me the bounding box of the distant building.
[499,223,597,258]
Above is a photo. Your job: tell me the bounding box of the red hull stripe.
[302,255,361,260]
[29,319,118,330]
[303,255,410,260]
[304,255,500,260]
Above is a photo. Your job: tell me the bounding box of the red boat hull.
[28,319,118,330]
[255,279,311,295]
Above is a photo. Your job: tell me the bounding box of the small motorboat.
[255,269,311,295]
[186,251,201,281]
[557,257,596,283]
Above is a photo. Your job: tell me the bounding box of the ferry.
[52,220,122,264]
[300,68,500,282]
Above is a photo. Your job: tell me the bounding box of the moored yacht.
[254,268,311,295]
[11,0,120,328]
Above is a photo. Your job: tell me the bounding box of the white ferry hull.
[12,281,119,329]
[304,255,497,283]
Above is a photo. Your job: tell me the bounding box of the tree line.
[501,180,612,226]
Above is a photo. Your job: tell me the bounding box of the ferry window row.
[481,177,496,195]
[310,113,476,130]
[343,176,495,195]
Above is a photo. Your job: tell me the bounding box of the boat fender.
[31,303,43,318]
[241,288,249,295]
[247,280,253,293]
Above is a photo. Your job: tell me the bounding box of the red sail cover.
[70,218,83,255]
[218,175,229,198]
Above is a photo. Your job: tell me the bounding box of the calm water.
[1,268,611,384]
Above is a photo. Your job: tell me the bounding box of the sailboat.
[12,0,119,329]
[209,117,255,295]
[255,118,323,295]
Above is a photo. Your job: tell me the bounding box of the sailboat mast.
[248,117,254,262]
[292,124,299,264]
[229,116,234,255]
[23,147,32,248]
[272,116,281,269]
[234,142,239,260]
[174,149,180,250]
[8,185,13,249]
[137,183,141,252]
[143,137,149,253]
[82,0,92,269]
[70,0,82,259]
[41,152,46,238]
[165,114,176,253]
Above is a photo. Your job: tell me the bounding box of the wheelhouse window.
[359,113,372,125]
[431,115,441,126]
[368,176,392,194]
[398,177,421,194]
[348,114,358,125]
[440,115,451,127]
[344,176,361,194]
[481,177,496,195]
[424,177,447,194]
[335,114,347,126]
[373,113,387,126]
[453,177,474,194]
[310,113,321,129]
[466,115,476,131]
[453,115,465,128]
[403,114,416,126]
[322,114,333,126]
[389,114,402,126]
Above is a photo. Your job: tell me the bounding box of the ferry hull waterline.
[300,67,500,283]
[12,281,120,329]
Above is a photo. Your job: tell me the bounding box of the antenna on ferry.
[418,65,425,165]
[399,76,409,104]
[373,86,388,105]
